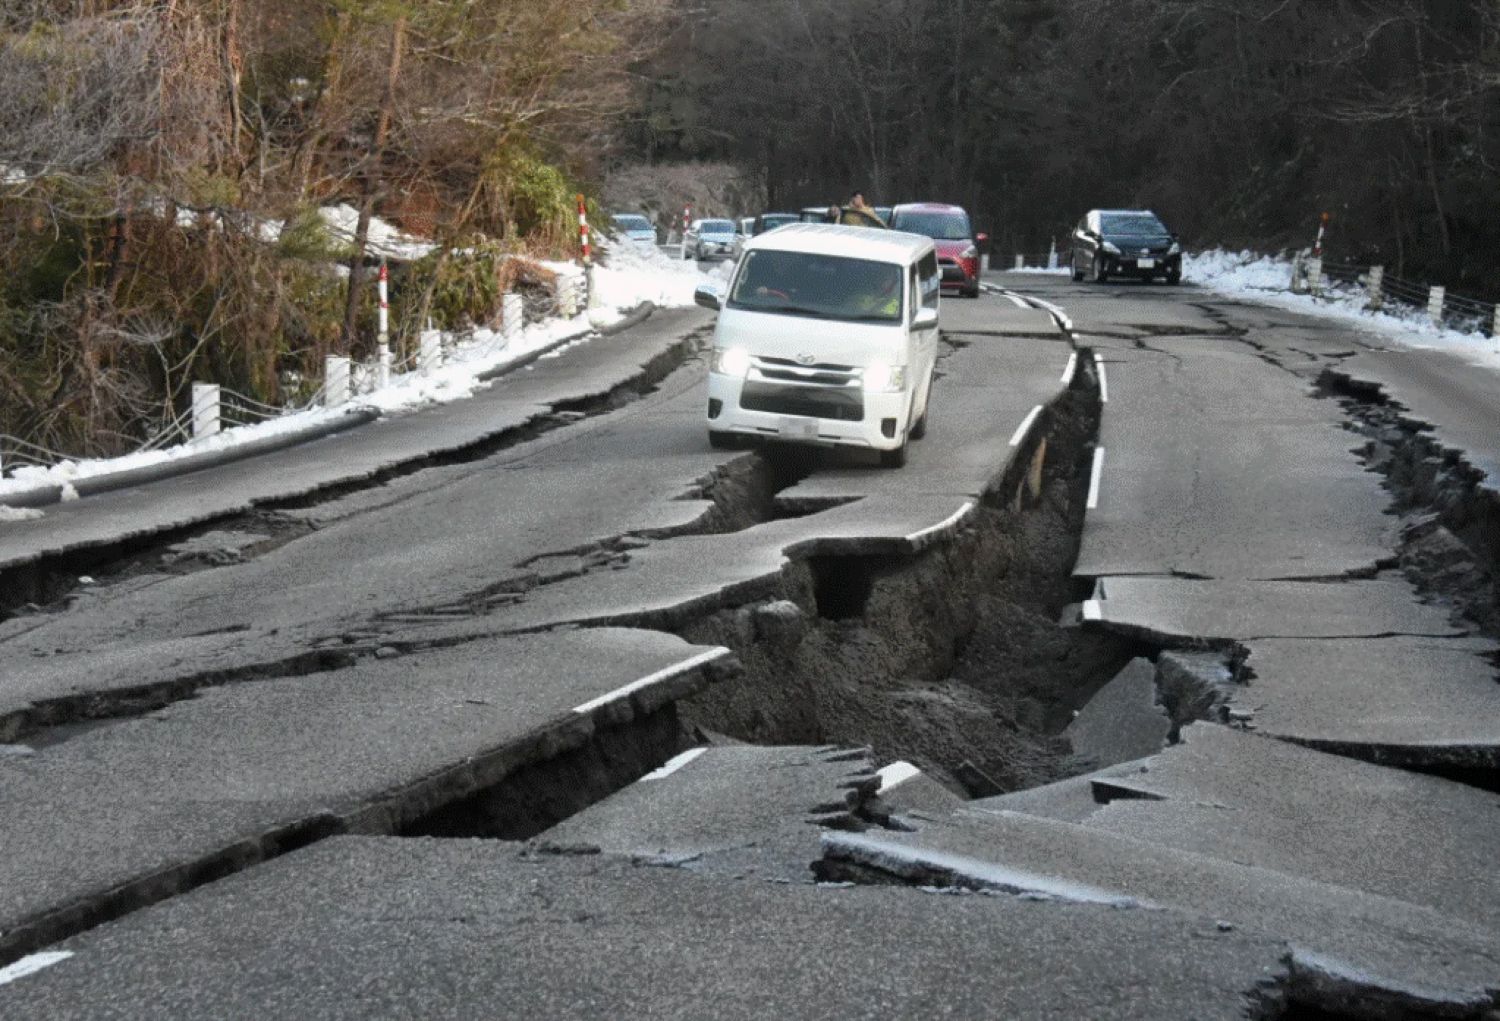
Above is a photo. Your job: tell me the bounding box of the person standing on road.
[842,191,887,228]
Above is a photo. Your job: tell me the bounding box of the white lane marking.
[1002,292,1029,309]
[1022,294,1075,332]
[639,747,707,782]
[877,761,922,792]
[0,952,72,987]
[1008,405,1044,448]
[1087,447,1105,510]
[1093,353,1109,403]
[572,647,731,715]
[1060,352,1078,387]
[1081,600,1102,622]
[903,500,975,544]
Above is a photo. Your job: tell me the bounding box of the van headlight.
[862,361,907,393]
[711,346,751,377]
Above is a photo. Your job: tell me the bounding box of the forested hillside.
[631,0,1500,291]
[0,0,665,455]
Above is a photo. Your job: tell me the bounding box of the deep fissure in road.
[398,370,1143,847]
[672,387,1153,797]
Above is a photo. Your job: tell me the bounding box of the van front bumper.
[707,372,910,451]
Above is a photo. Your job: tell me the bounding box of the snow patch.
[1185,249,1500,372]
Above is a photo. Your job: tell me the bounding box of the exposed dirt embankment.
[676,382,1148,797]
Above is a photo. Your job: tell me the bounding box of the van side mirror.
[913,307,939,330]
[694,285,723,312]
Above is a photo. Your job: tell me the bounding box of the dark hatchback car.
[1070,209,1182,284]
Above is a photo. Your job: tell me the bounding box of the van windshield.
[727,250,903,323]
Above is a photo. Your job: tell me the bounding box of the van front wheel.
[880,440,908,468]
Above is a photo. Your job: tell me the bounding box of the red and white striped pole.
[1312,211,1330,257]
[576,193,591,266]
[681,204,691,258]
[376,260,391,387]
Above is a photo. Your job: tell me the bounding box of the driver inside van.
[848,261,901,319]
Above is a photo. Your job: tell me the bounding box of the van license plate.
[1137,258,1156,268]
[778,417,818,439]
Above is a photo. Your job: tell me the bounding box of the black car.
[1070,209,1182,284]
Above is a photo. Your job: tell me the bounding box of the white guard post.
[1014,254,1024,270]
[1047,240,1058,270]
[502,292,523,345]
[1306,257,1323,295]
[376,261,391,388]
[324,355,351,408]
[190,383,221,439]
[1428,285,1445,327]
[1365,265,1384,310]
[418,328,442,376]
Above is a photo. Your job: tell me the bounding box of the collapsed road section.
[6,281,1499,1018]
[0,300,1094,977]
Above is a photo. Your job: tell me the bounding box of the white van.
[695,223,941,467]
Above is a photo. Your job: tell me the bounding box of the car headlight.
[1102,241,1121,255]
[960,245,978,260]
[862,361,907,393]
[1168,241,1182,255]
[712,346,752,377]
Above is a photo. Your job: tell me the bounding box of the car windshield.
[1100,212,1168,236]
[700,220,735,233]
[612,215,651,230]
[890,210,971,241]
[727,250,903,323]
[757,214,798,233]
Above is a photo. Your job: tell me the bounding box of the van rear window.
[728,250,903,323]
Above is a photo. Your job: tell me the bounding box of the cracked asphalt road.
[4,273,1500,1018]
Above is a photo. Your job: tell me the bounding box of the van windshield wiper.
[766,305,833,318]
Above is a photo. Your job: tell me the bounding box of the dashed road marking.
[572,647,731,715]
[639,747,707,782]
[1093,353,1109,402]
[1060,352,1079,387]
[1087,447,1105,509]
[1009,405,1044,447]
[1002,292,1029,309]
[0,952,72,987]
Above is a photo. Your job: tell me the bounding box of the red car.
[888,203,987,298]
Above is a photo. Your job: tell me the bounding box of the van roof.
[743,222,934,262]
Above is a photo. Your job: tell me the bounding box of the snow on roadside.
[0,238,724,504]
[1184,249,1500,371]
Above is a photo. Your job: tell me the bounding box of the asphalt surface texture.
[3,270,1500,1018]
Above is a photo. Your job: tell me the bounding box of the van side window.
[918,251,940,309]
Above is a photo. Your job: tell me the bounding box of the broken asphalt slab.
[0,836,1296,1020]
[986,723,1500,932]
[820,808,1500,1014]
[1073,339,1396,581]
[0,628,731,964]
[0,306,710,576]
[1087,576,1500,759]
[541,744,878,880]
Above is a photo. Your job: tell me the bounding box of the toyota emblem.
[795,352,816,365]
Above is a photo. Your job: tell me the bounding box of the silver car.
[610,213,658,245]
[683,218,738,261]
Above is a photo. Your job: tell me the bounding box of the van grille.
[739,382,864,422]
